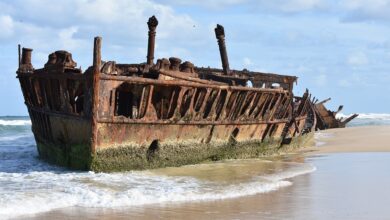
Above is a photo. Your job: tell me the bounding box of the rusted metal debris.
[313,98,358,129]
[16,16,357,171]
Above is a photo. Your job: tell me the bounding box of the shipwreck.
[16,16,357,171]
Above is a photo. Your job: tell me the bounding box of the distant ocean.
[0,113,389,219]
[337,113,390,127]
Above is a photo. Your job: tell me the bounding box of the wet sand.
[306,125,390,154]
[16,126,390,220]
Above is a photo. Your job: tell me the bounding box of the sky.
[0,0,389,115]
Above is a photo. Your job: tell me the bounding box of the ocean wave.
[0,161,315,219]
[337,113,390,121]
[336,113,390,127]
[0,134,32,142]
[314,132,333,147]
[263,163,316,181]
[0,119,31,126]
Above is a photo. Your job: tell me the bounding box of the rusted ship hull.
[19,66,313,171]
[313,98,358,129]
[16,16,352,171]
[35,123,313,172]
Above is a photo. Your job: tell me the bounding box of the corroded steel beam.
[147,16,158,65]
[91,36,102,154]
[159,69,226,85]
[97,117,301,125]
[99,75,288,93]
[340,114,358,126]
[317,97,331,105]
[215,24,230,75]
[17,71,83,79]
[28,105,87,120]
[196,67,298,84]
[18,44,21,68]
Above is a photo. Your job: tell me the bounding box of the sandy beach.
[306,125,390,154]
[14,125,390,220]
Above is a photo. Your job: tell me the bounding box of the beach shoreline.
[10,125,390,220]
[303,125,390,154]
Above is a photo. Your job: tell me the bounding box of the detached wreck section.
[16,16,357,171]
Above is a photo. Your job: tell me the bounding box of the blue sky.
[0,0,389,115]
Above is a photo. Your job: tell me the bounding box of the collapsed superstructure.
[16,16,357,171]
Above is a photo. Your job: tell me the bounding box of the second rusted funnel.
[215,24,230,75]
[147,16,158,65]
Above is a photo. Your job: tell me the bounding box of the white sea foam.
[336,113,390,127]
[0,162,315,219]
[0,112,387,219]
[0,119,31,126]
[0,134,31,142]
[263,163,316,181]
[0,116,317,219]
[337,113,390,121]
[314,132,333,147]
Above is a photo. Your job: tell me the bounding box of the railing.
[17,71,86,117]
[98,75,294,125]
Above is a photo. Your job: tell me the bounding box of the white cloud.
[0,0,199,67]
[248,0,327,13]
[337,73,373,88]
[342,0,390,13]
[158,0,248,9]
[341,0,390,22]
[58,26,86,51]
[278,0,325,12]
[238,0,390,23]
[243,57,253,66]
[162,0,326,12]
[0,0,197,36]
[1,0,390,114]
[0,15,14,38]
[347,51,369,66]
[75,0,127,23]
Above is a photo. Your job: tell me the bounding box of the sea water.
[337,113,390,127]
[0,114,388,219]
[0,116,315,219]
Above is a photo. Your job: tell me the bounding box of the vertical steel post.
[215,24,230,75]
[91,36,102,154]
[147,16,158,65]
[18,44,21,69]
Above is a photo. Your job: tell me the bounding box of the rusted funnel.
[215,24,230,75]
[21,47,33,70]
[21,48,32,65]
[147,16,158,65]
